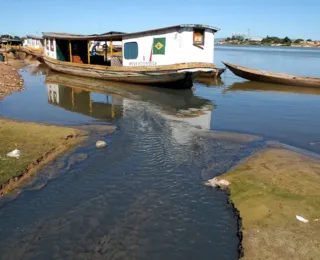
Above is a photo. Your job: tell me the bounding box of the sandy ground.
[221,148,320,260]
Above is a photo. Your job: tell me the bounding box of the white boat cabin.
[23,35,44,50]
[42,24,219,67]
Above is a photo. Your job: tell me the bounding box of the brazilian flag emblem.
[153,37,166,55]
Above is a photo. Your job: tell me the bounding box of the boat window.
[50,40,54,51]
[124,42,138,59]
[193,29,205,46]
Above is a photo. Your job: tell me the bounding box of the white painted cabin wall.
[180,28,214,64]
[26,38,43,49]
[44,38,57,59]
[122,28,215,66]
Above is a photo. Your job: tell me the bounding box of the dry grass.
[0,118,86,195]
[221,148,320,260]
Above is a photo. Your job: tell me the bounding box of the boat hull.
[44,57,216,89]
[23,47,44,62]
[198,68,226,78]
[223,62,320,88]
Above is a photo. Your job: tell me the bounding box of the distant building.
[248,36,263,42]
[0,38,23,47]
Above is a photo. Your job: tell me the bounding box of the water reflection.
[194,76,224,87]
[46,83,123,121]
[44,72,215,128]
[226,81,320,95]
[24,63,49,76]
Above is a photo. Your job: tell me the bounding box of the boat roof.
[26,35,43,40]
[42,24,220,41]
[0,38,23,43]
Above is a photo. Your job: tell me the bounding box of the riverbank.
[218,42,320,48]
[0,118,90,196]
[0,57,25,100]
[220,148,320,259]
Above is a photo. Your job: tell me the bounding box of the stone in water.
[96,140,107,148]
[204,177,230,189]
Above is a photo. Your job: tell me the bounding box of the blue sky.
[1,0,319,39]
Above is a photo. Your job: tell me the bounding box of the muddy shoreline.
[228,191,244,259]
[0,56,117,196]
[0,117,117,197]
[0,128,83,196]
[0,55,25,100]
[220,147,320,260]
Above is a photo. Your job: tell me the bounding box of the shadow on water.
[0,66,264,260]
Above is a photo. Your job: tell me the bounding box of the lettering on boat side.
[128,61,157,66]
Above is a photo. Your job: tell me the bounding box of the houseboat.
[23,35,44,59]
[42,24,220,88]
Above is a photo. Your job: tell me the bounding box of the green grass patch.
[0,118,85,194]
[221,148,320,260]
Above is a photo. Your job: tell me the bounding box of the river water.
[0,45,319,260]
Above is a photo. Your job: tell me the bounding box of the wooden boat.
[22,35,44,62]
[44,57,217,88]
[23,47,44,62]
[223,62,320,88]
[198,68,226,78]
[42,24,220,89]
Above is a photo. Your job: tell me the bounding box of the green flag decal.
[153,37,166,55]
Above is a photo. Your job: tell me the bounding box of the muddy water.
[0,45,320,260]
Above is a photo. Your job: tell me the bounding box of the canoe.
[223,62,320,88]
[44,56,216,89]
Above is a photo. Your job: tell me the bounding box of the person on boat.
[90,42,100,56]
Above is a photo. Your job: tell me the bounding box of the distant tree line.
[261,36,314,45]
[261,36,292,45]
[224,35,314,46]
[225,36,245,42]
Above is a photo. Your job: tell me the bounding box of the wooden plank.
[69,41,72,62]
[87,41,90,64]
